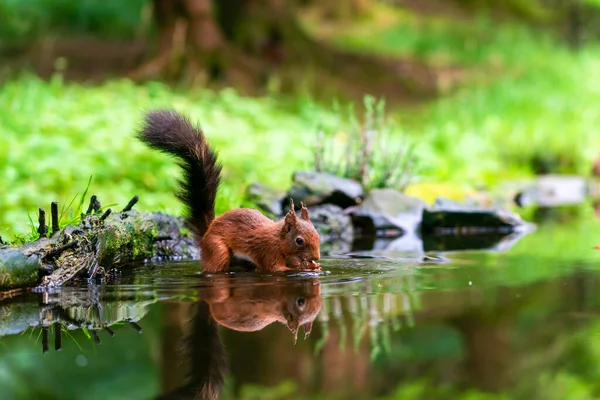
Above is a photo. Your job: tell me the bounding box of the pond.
[2,206,600,400]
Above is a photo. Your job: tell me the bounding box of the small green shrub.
[314,96,417,191]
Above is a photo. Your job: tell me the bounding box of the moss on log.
[0,196,199,291]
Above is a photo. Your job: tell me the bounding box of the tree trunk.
[131,0,437,101]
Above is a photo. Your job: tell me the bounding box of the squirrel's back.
[137,109,222,242]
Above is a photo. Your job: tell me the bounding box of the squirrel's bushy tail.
[138,109,221,240]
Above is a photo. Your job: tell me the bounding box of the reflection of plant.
[313,273,420,361]
[314,96,417,192]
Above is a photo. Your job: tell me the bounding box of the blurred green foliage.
[0,0,147,40]
[314,96,417,191]
[2,1,600,241]
[321,10,600,183]
[0,75,343,240]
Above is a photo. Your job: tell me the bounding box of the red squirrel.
[138,109,321,273]
[202,275,321,341]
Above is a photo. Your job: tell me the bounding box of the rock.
[513,175,587,207]
[246,183,286,216]
[0,249,41,290]
[433,197,479,210]
[422,201,528,234]
[354,189,427,236]
[285,172,363,209]
[308,204,353,244]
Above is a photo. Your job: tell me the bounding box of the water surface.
[2,209,600,400]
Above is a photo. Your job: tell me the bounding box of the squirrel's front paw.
[299,260,321,272]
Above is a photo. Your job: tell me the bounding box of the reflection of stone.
[202,275,322,342]
[370,234,424,254]
[422,198,528,235]
[423,230,531,253]
[0,288,157,352]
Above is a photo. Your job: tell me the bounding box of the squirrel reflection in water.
[157,276,322,400]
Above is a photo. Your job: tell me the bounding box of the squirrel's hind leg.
[200,237,231,272]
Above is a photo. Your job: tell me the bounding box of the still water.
[2,208,600,400]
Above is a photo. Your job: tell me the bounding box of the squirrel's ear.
[300,202,310,222]
[281,199,298,236]
[284,201,298,225]
[284,312,300,344]
[280,211,296,237]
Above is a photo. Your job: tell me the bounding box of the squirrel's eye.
[295,237,305,246]
[297,298,305,307]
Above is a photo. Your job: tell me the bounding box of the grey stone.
[246,182,286,216]
[308,204,354,244]
[514,175,587,207]
[285,171,364,209]
[354,189,427,235]
[422,201,528,234]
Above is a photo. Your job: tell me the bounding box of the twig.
[42,327,49,354]
[51,202,60,234]
[129,321,143,334]
[154,235,172,242]
[87,241,101,279]
[46,241,77,259]
[91,330,101,345]
[37,208,47,239]
[314,130,324,172]
[54,325,62,351]
[85,195,101,215]
[103,327,115,337]
[122,195,139,212]
[100,209,112,221]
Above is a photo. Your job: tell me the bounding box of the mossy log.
[0,196,199,292]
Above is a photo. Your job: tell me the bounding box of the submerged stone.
[285,171,364,209]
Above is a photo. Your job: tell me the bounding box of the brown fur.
[201,203,321,273]
[137,109,321,273]
[202,275,322,339]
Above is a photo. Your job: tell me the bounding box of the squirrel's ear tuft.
[300,202,310,222]
[284,199,298,225]
[303,321,313,339]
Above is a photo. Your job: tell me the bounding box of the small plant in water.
[314,95,417,191]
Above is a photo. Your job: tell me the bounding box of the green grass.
[0,75,342,241]
[3,4,600,240]
[308,8,600,184]
[412,45,600,183]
